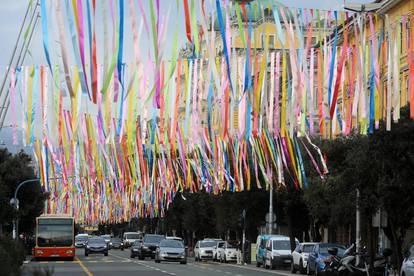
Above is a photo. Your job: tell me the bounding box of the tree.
[0,149,46,236]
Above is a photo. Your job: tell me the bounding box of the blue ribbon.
[369,43,375,134]
[294,136,308,189]
[215,0,234,95]
[328,11,338,106]
[40,0,53,76]
[272,5,286,48]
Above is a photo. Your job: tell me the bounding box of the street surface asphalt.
[22,248,295,276]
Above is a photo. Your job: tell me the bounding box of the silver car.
[155,239,187,264]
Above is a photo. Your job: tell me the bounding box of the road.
[22,249,295,276]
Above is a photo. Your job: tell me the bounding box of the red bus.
[33,214,75,260]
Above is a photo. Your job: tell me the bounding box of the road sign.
[265,212,276,223]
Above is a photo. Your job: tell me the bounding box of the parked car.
[291,242,318,274]
[307,243,346,276]
[109,237,124,250]
[135,234,165,260]
[75,234,89,248]
[130,240,143,258]
[264,235,299,269]
[402,245,414,276]
[194,240,217,261]
[219,241,239,263]
[85,237,108,256]
[256,235,281,267]
[155,239,187,264]
[213,241,225,261]
[123,232,143,248]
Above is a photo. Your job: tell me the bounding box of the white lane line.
[168,273,176,276]
[161,270,167,273]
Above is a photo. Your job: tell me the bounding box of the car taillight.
[37,250,44,255]
[66,250,74,254]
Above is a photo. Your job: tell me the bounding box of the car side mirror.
[298,249,302,254]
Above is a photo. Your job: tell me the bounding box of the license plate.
[284,260,292,263]
[51,254,60,257]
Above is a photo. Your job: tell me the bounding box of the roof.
[39,214,73,218]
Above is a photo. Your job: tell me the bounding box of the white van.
[264,235,299,270]
[122,232,142,248]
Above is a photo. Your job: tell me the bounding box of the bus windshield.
[37,218,73,247]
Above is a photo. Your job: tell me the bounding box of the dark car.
[307,243,346,276]
[134,234,165,260]
[101,235,111,245]
[155,239,187,264]
[85,237,108,256]
[109,238,124,250]
[130,240,143,258]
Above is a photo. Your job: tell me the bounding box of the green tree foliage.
[0,148,46,235]
[304,107,414,268]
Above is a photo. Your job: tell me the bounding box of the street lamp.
[343,2,383,260]
[11,178,40,239]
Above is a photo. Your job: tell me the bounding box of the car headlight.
[121,243,124,245]
[161,252,168,257]
[142,246,148,249]
[86,245,90,248]
[110,242,113,246]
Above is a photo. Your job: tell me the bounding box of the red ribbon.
[183,0,192,43]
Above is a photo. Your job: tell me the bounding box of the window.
[261,34,275,49]
[272,240,291,250]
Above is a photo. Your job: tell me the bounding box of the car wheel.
[180,261,187,265]
[291,262,297,274]
[104,252,108,256]
[85,252,88,257]
[121,248,124,251]
[155,259,161,263]
[138,254,144,260]
[270,259,276,270]
[131,253,135,258]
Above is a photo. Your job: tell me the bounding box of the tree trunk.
[389,219,402,273]
[287,206,296,251]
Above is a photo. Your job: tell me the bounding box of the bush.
[0,235,26,276]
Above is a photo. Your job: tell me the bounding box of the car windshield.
[160,240,184,248]
[126,234,141,239]
[144,235,164,243]
[132,240,142,246]
[303,245,314,253]
[111,238,121,242]
[76,236,88,241]
[37,219,73,247]
[101,235,110,239]
[89,238,105,244]
[273,240,291,250]
[319,244,346,256]
[200,241,217,248]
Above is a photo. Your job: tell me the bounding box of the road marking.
[75,257,93,276]
[39,261,48,264]
[223,263,293,275]
[168,273,176,276]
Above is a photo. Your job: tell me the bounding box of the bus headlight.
[66,250,74,254]
[37,250,44,255]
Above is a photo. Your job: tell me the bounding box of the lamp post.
[11,178,40,239]
[343,2,383,260]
